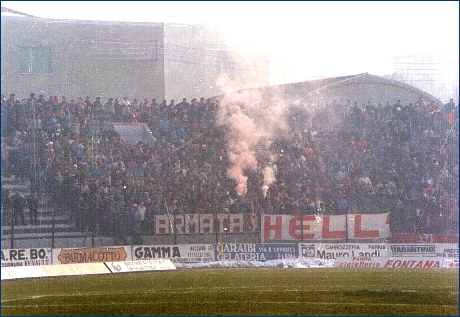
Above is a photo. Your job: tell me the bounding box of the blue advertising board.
[215,243,298,261]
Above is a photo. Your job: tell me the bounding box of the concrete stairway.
[1,176,87,248]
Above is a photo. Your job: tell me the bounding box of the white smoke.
[262,163,277,197]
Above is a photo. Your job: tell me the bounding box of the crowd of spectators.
[1,91,458,240]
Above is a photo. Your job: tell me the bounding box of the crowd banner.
[215,243,297,261]
[1,248,52,267]
[52,246,131,264]
[132,244,215,263]
[105,259,176,273]
[262,213,390,242]
[154,213,259,234]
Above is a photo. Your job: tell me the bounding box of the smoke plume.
[216,77,290,197]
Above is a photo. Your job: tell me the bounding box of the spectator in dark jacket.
[12,191,26,226]
[27,189,39,225]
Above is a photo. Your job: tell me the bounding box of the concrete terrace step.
[2,177,33,200]
[1,231,88,240]
[1,185,31,197]
[2,175,103,243]
[4,211,71,219]
[1,183,30,190]
[2,177,30,186]
[2,223,79,235]
[1,222,76,230]
[2,213,73,226]
[6,212,72,220]
[1,176,29,183]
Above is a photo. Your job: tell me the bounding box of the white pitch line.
[2,301,457,308]
[2,295,50,303]
[2,287,457,303]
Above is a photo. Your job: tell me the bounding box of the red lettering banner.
[262,213,390,242]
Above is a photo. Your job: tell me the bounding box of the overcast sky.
[2,1,459,84]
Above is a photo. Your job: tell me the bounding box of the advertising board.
[382,258,444,269]
[1,248,52,267]
[439,244,459,259]
[215,243,297,261]
[299,243,389,261]
[335,257,452,269]
[389,244,458,258]
[443,258,459,268]
[105,259,176,273]
[52,246,131,264]
[334,256,387,268]
[132,244,215,263]
[315,243,458,269]
[41,263,111,276]
[1,263,111,280]
[1,266,47,280]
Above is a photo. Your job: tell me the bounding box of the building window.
[83,39,159,61]
[19,47,52,74]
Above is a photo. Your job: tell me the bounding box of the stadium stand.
[1,86,458,247]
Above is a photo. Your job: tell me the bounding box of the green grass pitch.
[2,268,458,316]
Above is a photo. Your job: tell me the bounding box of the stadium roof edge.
[1,6,37,18]
[0,11,165,27]
[215,73,443,105]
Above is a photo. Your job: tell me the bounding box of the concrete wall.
[1,16,165,100]
[1,16,270,102]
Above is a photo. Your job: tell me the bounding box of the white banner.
[262,213,390,242]
[346,213,390,240]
